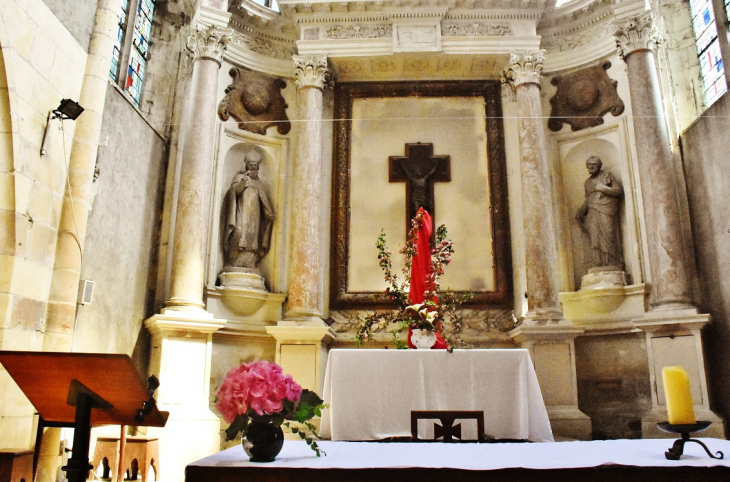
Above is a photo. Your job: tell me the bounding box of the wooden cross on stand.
[389,143,451,234]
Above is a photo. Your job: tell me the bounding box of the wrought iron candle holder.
[656,421,724,460]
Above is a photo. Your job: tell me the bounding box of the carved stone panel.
[218,67,291,135]
[548,61,624,132]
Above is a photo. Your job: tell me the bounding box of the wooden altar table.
[186,439,730,482]
[320,348,553,442]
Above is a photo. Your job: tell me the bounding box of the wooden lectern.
[0,351,168,482]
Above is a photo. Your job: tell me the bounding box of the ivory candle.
[662,366,696,425]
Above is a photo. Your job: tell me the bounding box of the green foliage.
[355,211,473,350]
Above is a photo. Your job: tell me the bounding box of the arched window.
[109,0,157,108]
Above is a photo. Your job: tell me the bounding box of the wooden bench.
[0,450,33,482]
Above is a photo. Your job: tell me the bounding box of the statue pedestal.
[560,270,646,329]
[218,268,267,291]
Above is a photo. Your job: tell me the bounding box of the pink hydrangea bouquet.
[215,360,326,456]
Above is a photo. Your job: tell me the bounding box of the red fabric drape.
[407,208,448,349]
[408,208,433,305]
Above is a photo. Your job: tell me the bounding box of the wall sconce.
[40,98,85,156]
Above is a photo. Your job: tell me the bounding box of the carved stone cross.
[389,143,450,232]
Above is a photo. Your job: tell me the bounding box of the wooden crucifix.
[389,143,451,233]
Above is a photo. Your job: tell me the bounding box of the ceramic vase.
[411,329,437,349]
[243,420,285,462]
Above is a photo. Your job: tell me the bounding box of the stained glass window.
[109,0,129,82]
[689,0,727,107]
[125,0,156,107]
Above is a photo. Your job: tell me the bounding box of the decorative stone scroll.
[548,61,625,132]
[505,50,546,88]
[187,25,233,64]
[293,55,332,90]
[218,67,291,135]
[612,12,658,59]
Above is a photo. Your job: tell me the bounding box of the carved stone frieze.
[505,50,545,88]
[541,23,610,52]
[548,61,625,132]
[231,32,295,60]
[325,24,393,39]
[612,12,658,59]
[186,25,233,64]
[218,67,291,135]
[293,54,332,90]
[441,23,511,37]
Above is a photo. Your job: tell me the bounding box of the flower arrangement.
[215,360,327,456]
[355,209,473,350]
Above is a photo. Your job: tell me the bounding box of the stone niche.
[205,126,289,334]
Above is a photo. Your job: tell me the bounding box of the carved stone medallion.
[218,67,291,135]
[548,61,625,132]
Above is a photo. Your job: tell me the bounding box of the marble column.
[284,54,331,322]
[505,50,563,323]
[612,13,693,310]
[165,25,231,313]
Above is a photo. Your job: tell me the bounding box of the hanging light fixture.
[40,98,85,156]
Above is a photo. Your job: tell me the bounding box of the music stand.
[0,351,168,482]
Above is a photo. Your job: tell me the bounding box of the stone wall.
[680,91,730,436]
[72,83,168,375]
[0,0,88,449]
[41,0,99,51]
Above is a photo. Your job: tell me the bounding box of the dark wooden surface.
[186,465,730,482]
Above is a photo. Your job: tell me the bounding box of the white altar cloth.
[320,348,553,442]
[189,438,730,471]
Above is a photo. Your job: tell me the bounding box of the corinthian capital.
[293,55,332,90]
[612,12,658,59]
[187,25,233,65]
[505,50,546,88]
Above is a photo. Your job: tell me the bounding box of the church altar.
[320,348,553,442]
[185,439,730,482]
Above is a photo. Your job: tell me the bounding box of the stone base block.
[547,406,593,441]
[148,407,221,482]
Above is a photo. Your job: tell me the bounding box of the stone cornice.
[505,49,546,87]
[293,54,333,89]
[187,25,234,64]
[612,11,658,58]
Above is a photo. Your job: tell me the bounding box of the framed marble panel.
[330,81,512,309]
